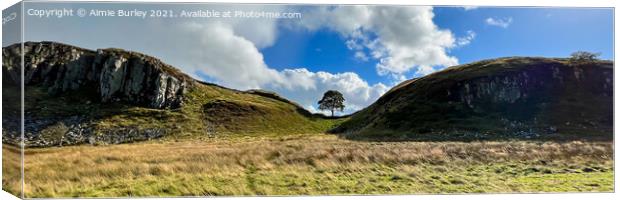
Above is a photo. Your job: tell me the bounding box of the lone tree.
[318,90,345,117]
[569,51,600,65]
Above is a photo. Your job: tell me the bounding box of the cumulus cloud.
[211,5,283,48]
[149,21,387,115]
[296,6,460,78]
[486,17,513,28]
[275,69,389,114]
[173,6,469,113]
[177,22,285,89]
[228,15,279,48]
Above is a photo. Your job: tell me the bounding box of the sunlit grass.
[2,134,613,198]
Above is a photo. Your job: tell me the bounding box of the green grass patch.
[8,136,613,197]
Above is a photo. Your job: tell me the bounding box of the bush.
[569,51,600,65]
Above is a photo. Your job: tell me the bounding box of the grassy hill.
[334,57,613,141]
[2,42,343,147]
[20,82,342,137]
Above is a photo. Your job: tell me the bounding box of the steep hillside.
[335,57,613,140]
[2,42,341,147]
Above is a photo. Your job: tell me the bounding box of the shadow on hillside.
[298,107,352,120]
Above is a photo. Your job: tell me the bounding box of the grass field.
[2,134,614,198]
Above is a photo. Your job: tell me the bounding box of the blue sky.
[261,7,613,86]
[10,3,614,115]
[435,7,613,62]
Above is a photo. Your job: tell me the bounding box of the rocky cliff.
[2,42,196,146]
[2,41,192,109]
[335,57,613,140]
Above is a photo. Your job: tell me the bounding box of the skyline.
[7,2,614,115]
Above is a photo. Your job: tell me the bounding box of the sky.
[6,2,614,115]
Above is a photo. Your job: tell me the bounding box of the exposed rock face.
[2,116,164,147]
[2,42,195,147]
[450,64,612,110]
[2,41,192,109]
[336,57,613,139]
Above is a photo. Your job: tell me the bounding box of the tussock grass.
[2,134,613,197]
[2,144,21,197]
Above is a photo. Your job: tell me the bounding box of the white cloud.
[415,65,437,76]
[212,5,284,49]
[305,104,330,115]
[345,39,364,50]
[274,69,389,114]
[485,17,513,28]
[148,21,386,114]
[354,51,369,61]
[178,22,285,89]
[456,30,476,47]
[135,6,470,114]
[296,6,459,77]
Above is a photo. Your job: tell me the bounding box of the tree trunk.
[331,110,334,117]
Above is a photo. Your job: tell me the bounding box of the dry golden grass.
[2,134,614,197]
[2,144,21,197]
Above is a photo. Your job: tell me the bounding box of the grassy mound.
[15,81,344,143]
[336,57,613,140]
[181,83,345,137]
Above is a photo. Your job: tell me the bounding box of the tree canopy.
[318,90,345,117]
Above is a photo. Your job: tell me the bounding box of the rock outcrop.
[2,116,165,147]
[2,42,195,146]
[2,41,192,109]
